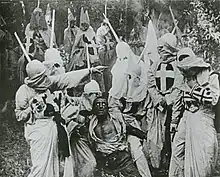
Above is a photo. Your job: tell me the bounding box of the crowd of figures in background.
[0,1,219,177]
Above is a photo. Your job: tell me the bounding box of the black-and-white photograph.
[0,0,220,176]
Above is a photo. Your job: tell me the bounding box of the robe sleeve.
[147,61,164,106]
[171,89,184,124]
[49,68,90,90]
[126,123,147,139]
[191,74,220,106]
[15,85,32,122]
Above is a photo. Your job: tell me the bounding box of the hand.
[103,18,110,25]
[30,94,46,115]
[30,95,47,119]
[91,66,108,74]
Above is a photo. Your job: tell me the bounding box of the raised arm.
[50,67,105,91]
[50,68,90,90]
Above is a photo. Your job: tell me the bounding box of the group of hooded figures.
[14,4,220,177]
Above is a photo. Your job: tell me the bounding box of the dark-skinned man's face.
[93,98,108,117]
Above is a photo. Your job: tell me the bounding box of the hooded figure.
[147,33,183,170]
[108,42,133,101]
[15,59,103,177]
[66,7,98,71]
[63,8,79,55]
[45,4,52,28]
[25,7,57,62]
[15,60,59,177]
[61,79,101,134]
[96,18,116,93]
[66,7,104,93]
[169,47,219,177]
[43,47,72,176]
[30,7,48,31]
[108,41,152,177]
[80,9,90,30]
[24,60,52,91]
[61,80,101,177]
[43,48,65,76]
[125,59,148,103]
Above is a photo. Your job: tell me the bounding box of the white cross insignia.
[155,63,175,92]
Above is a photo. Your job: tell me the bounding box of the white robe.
[169,72,219,177]
[15,69,90,177]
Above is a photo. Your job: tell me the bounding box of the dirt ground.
[0,81,220,177]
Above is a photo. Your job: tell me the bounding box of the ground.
[0,81,220,177]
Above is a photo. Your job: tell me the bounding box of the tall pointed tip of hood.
[68,8,75,23]
[45,3,51,21]
[80,7,90,25]
[46,4,51,13]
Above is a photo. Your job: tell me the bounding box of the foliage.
[0,102,30,177]
[2,1,220,177]
[180,0,220,71]
[158,0,220,71]
[140,0,220,71]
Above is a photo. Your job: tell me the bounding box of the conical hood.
[144,20,159,64]
[85,10,90,24]
[68,8,75,25]
[80,7,90,26]
[45,4,52,23]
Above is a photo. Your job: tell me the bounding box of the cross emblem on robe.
[88,38,98,56]
[91,40,98,56]
[155,63,175,92]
